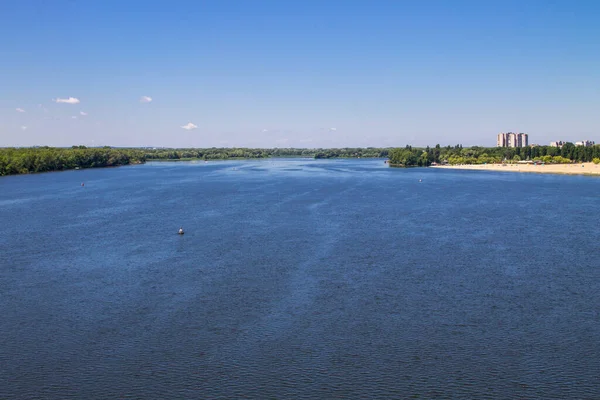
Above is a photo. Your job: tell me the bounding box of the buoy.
[178,227,184,235]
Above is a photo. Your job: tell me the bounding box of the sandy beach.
[431,162,600,176]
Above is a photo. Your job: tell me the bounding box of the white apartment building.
[575,140,595,147]
[497,132,528,148]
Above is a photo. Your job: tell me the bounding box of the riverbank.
[431,162,600,176]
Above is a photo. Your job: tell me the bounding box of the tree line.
[0,146,145,176]
[143,147,390,160]
[0,146,392,176]
[388,143,600,167]
[1,144,599,176]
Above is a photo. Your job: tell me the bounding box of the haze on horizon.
[1,0,599,148]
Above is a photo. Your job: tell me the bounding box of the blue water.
[1,159,599,399]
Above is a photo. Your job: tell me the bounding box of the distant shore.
[431,162,600,176]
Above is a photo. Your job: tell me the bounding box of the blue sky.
[1,0,599,148]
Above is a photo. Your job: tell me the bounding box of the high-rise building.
[496,134,506,147]
[497,132,528,148]
[575,140,595,147]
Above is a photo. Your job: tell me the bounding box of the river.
[1,159,598,399]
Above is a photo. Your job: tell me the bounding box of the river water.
[1,159,599,399]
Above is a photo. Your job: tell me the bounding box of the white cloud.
[53,97,80,104]
[16,108,25,113]
[181,122,198,130]
[80,111,88,116]
[140,96,152,103]
[21,126,27,130]
[71,116,78,119]
[262,129,269,132]
[329,127,337,131]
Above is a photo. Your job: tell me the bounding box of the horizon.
[2,141,594,150]
[2,0,599,147]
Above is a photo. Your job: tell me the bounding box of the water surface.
[1,159,599,399]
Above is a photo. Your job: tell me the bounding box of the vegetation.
[0,146,145,176]
[388,146,430,167]
[144,147,390,160]
[0,146,390,176]
[1,143,599,176]
[388,143,600,167]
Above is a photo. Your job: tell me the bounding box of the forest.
[0,146,145,176]
[388,143,600,167]
[1,144,599,176]
[0,146,389,175]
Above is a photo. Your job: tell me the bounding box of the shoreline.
[430,162,600,176]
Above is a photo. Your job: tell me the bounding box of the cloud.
[71,116,77,119]
[80,111,88,116]
[181,122,198,130]
[262,129,269,132]
[329,127,337,131]
[54,97,80,104]
[140,96,152,103]
[16,108,25,113]
[21,126,27,130]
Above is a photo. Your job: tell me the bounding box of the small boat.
[178,228,184,235]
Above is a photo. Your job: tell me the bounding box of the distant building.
[575,140,595,147]
[497,132,528,148]
[550,141,565,148]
